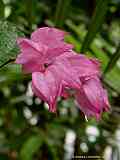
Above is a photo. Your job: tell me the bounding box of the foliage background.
[0,0,120,159]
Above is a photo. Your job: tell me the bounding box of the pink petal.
[45,42,73,62]
[22,62,45,74]
[75,77,109,120]
[17,38,47,53]
[31,28,73,62]
[31,27,67,44]
[16,38,47,73]
[76,90,101,120]
[16,36,73,72]
[66,54,101,77]
[83,77,105,110]
[53,58,81,90]
[16,53,45,73]
[103,89,110,111]
[32,67,62,112]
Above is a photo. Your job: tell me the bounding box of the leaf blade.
[104,44,120,74]
[81,0,109,52]
[54,0,72,27]
[20,135,43,160]
[0,21,24,68]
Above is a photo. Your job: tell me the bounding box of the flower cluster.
[16,27,110,120]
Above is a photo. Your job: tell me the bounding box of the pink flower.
[16,27,110,120]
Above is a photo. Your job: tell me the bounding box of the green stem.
[0,59,15,69]
[0,0,4,18]
[54,0,72,28]
[81,0,109,52]
[25,0,34,32]
[103,44,120,75]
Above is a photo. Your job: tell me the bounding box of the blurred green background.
[0,0,120,159]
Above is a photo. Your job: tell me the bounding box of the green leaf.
[0,0,4,18]
[65,35,81,52]
[54,0,72,27]
[20,135,43,160]
[81,0,109,52]
[104,67,120,94]
[104,44,120,74]
[0,21,24,68]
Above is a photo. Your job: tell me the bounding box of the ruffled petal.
[45,42,73,63]
[16,54,45,73]
[17,38,46,53]
[66,54,101,77]
[16,38,47,73]
[53,58,81,90]
[31,27,67,45]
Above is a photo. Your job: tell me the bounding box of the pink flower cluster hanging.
[16,27,110,120]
